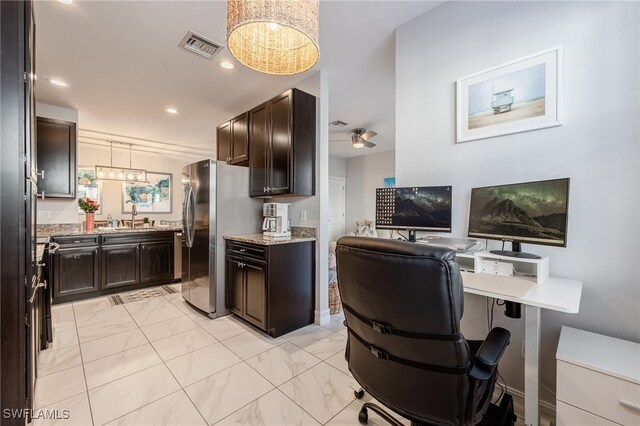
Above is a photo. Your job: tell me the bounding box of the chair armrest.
[469,327,510,381]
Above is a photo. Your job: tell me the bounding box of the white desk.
[457,253,583,426]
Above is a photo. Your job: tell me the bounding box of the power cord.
[394,230,409,241]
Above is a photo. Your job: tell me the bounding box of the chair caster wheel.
[354,389,365,399]
[358,407,368,424]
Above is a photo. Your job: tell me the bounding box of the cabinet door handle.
[37,170,45,179]
[37,191,45,199]
[620,400,640,412]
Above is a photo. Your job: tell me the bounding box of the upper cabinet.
[249,89,316,197]
[36,117,77,198]
[217,112,249,166]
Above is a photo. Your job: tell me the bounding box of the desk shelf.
[455,250,549,284]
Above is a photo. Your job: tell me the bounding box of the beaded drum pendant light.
[227,0,319,75]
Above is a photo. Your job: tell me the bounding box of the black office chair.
[336,237,516,426]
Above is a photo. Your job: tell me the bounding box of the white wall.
[396,0,639,400]
[36,103,189,224]
[329,155,346,179]
[344,150,395,234]
[38,143,188,224]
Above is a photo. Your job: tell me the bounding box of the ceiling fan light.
[227,0,319,75]
[352,141,365,149]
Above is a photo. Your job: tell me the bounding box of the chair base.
[355,389,517,426]
[477,393,517,426]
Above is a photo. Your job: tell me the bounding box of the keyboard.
[416,236,479,251]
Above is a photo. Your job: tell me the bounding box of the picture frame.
[456,46,563,143]
[77,166,102,215]
[121,171,172,214]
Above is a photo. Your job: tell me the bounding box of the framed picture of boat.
[456,46,562,143]
[121,171,172,213]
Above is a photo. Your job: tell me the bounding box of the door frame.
[328,176,346,242]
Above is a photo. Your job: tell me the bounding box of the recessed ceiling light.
[47,78,69,88]
[57,0,73,4]
[165,108,178,114]
[220,61,234,70]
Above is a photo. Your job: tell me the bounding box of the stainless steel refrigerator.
[181,160,261,317]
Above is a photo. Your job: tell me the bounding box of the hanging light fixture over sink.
[95,142,147,182]
[226,0,320,75]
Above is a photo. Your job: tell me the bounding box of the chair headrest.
[336,236,456,261]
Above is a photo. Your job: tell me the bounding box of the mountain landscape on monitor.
[393,188,452,228]
[468,180,568,243]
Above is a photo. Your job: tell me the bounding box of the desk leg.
[524,305,540,426]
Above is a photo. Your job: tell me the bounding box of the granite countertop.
[224,234,316,246]
[40,226,182,237]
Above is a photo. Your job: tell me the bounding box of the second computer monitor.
[376,186,452,233]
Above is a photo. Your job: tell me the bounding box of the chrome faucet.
[131,204,137,228]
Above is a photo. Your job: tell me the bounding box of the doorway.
[328,176,346,242]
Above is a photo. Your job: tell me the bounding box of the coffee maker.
[262,203,291,239]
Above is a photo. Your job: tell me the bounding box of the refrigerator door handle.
[184,186,194,247]
[188,187,196,248]
[182,188,189,237]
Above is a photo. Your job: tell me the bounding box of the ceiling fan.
[330,128,378,149]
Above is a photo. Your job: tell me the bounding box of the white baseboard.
[314,309,331,325]
[494,386,556,426]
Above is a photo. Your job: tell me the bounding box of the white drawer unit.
[557,327,640,426]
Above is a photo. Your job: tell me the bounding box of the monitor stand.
[408,230,417,242]
[490,242,541,260]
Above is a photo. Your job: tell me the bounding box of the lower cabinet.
[101,243,140,289]
[53,246,100,299]
[226,240,314,337]
[51,231,176,304]
[140,241,174,283]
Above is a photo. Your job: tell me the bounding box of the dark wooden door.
[243,260,267,329]
[140,241,174,283]
[101,243,139,289]
[216,121,231,163]
[53,246,100,298]
[269,91,292,195]
[230,112,249,165]
[249,102,270,196]
[36,117,76,198]
[226,257,244,316]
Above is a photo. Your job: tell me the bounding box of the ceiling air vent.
[330,120,349,127]
[179,31,223,60]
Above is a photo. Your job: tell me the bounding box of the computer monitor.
[467,178,570,258]
[376,186,452,241]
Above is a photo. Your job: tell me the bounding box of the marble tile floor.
[33,286,410,426]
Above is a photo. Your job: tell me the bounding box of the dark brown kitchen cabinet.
[226,257,244,316]
[226,239,314,337]
[140,240,174,283]
[53,246,100,299]
[249,88,316,197]
[36,117,76,198]
[51,231,176,304]
[101,243,140,289]
[217,112,249,166]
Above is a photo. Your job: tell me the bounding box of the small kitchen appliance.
[262,203,291,239]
